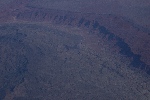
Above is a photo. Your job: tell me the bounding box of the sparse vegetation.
[0,0,150,99]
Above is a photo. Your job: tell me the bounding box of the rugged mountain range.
[0,0,150,100]
[10,4,150,73]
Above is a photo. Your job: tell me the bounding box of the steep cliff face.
[0,23,150,100]
[0,0,150,100]
[10,5,150,74]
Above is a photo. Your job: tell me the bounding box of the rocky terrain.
[0,0,150,100]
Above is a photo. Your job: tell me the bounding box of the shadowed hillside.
[0,0,150,100]
[12,5,150,73]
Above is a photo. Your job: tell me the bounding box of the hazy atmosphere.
[0,0,150,100]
